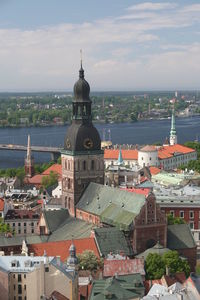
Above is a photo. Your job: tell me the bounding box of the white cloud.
[0,2,200,90]
[127,2,177,11]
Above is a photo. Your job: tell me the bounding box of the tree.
[146,253,165,279]
[145,251,190,279]
[41,171,58,189]
[162,251,190,277]
[167,214,185,225]
[77,250,103,271]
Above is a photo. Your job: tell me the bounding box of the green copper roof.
[170,109,177,136]
[77,183,146,228]
[100,203,135,231]
[94,227,133,257]
[90,274,145,300]
[118,148,123,165]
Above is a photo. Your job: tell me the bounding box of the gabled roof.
[29,238,100,261]
[149,166,161,176]
[77,183,146,227]
[42,164,62,176]
[158,144,196,159]
[167,224,196,250]
[90,274,145,300]
[104,149,138,160]
[43,209,70,233]
[94,227,133,257]
[28,174,44,185]
[103,258,145,277]
[136,242,170,260]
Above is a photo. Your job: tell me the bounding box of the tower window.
[83,161,86,171]
[91,160,95,170]
[68,198,71,210]
[67,178,70,189]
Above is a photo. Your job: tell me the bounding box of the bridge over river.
[0,144,62,161]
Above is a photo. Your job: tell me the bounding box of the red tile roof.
[149,166,161,175]
[0,198,4,211]
[104,149,138,160]
[42,164,62,176]
[29,238,100,262]
[104,144,195,161]
[158,144,195,159]
[28,174,44,185]
[140,145,157,152]
[103,258,145,277]
[120,187,150,196]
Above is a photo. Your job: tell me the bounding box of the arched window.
[68,161,70,170]
[68,198,71,210]
[91,160,95,170]
[65,160,68,169]
[83,161,86,171]
[67,178,70,189]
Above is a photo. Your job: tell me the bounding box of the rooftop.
[0,255,54,273]
[29,238,100,262]
[5,209,40,220]
[103,258,145,277]
[77,182,146,230]
[94,227,133,257]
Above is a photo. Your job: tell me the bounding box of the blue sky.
[0,0,200,91]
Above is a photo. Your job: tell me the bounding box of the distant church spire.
[118,148,123,165]
[170,106,177,145]
[25,135,34,178]
[27,134,31,161]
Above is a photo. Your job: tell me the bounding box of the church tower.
[61,61,104,216]
[25,135,34,177]
[169,107,177,145]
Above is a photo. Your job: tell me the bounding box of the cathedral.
[61,62,104,216]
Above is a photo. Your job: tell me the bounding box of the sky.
[0,0,200,91]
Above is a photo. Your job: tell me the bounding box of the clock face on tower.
[83,138,93,149]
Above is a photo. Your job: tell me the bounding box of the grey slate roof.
[167,224,196,250]
[47,217,93,242]
[77,182,146,229]
[94,227,133,257]
[43,209,70,233]
[136,242,170,260]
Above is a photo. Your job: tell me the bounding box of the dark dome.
[73,66,91,102]
[64,122,101,151]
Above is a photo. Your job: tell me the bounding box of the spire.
[170,106,177,145]
[118,148,123,165]
[27,134,31,161]
[79,49,84,79]
[67,241,78,269]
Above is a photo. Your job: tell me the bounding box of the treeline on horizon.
[0,92,190,126]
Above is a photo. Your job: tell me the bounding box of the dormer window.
[11,260,19,268]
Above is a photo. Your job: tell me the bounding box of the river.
[0,116,199,169]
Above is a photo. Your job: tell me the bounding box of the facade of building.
[104,144,197,171]
[4,210,40,236]
[61,63,104,216]
[0,247,78,300]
